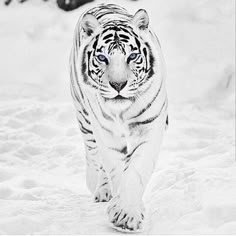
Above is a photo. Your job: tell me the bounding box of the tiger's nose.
[109,81,128,93]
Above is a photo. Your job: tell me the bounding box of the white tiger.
[70,3,168,232]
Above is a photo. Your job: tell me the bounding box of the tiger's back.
[70,3,168,232]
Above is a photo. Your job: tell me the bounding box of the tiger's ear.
[132,9,149,30]
[81,13,100,37]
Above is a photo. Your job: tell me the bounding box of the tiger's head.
[77,7,157,108]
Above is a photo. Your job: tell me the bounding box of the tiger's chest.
[85,94,150,151]
[88,102,129,145]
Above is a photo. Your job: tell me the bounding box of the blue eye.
[128,53,138,62]
[97,54,108,63]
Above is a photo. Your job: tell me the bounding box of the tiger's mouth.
[104,94,132,102]
[113,95,127,100]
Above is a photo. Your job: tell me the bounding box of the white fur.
[70,4,168,232]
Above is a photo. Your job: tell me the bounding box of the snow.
[0,0,235,234]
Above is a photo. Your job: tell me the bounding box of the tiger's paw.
[107,196,145,232]
[94,186,112,202]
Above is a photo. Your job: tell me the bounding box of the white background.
[0,0,235,234]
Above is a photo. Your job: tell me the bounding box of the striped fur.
[70,4,168,232]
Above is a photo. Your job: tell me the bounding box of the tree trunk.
[56,0,94,11]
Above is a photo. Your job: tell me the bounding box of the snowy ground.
[0,0,235,234]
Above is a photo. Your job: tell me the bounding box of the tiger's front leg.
[93,166,112,202]
[107,120,166,232]
[83,134,112,202]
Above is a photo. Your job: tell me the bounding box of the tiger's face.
[79,9,155,107]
